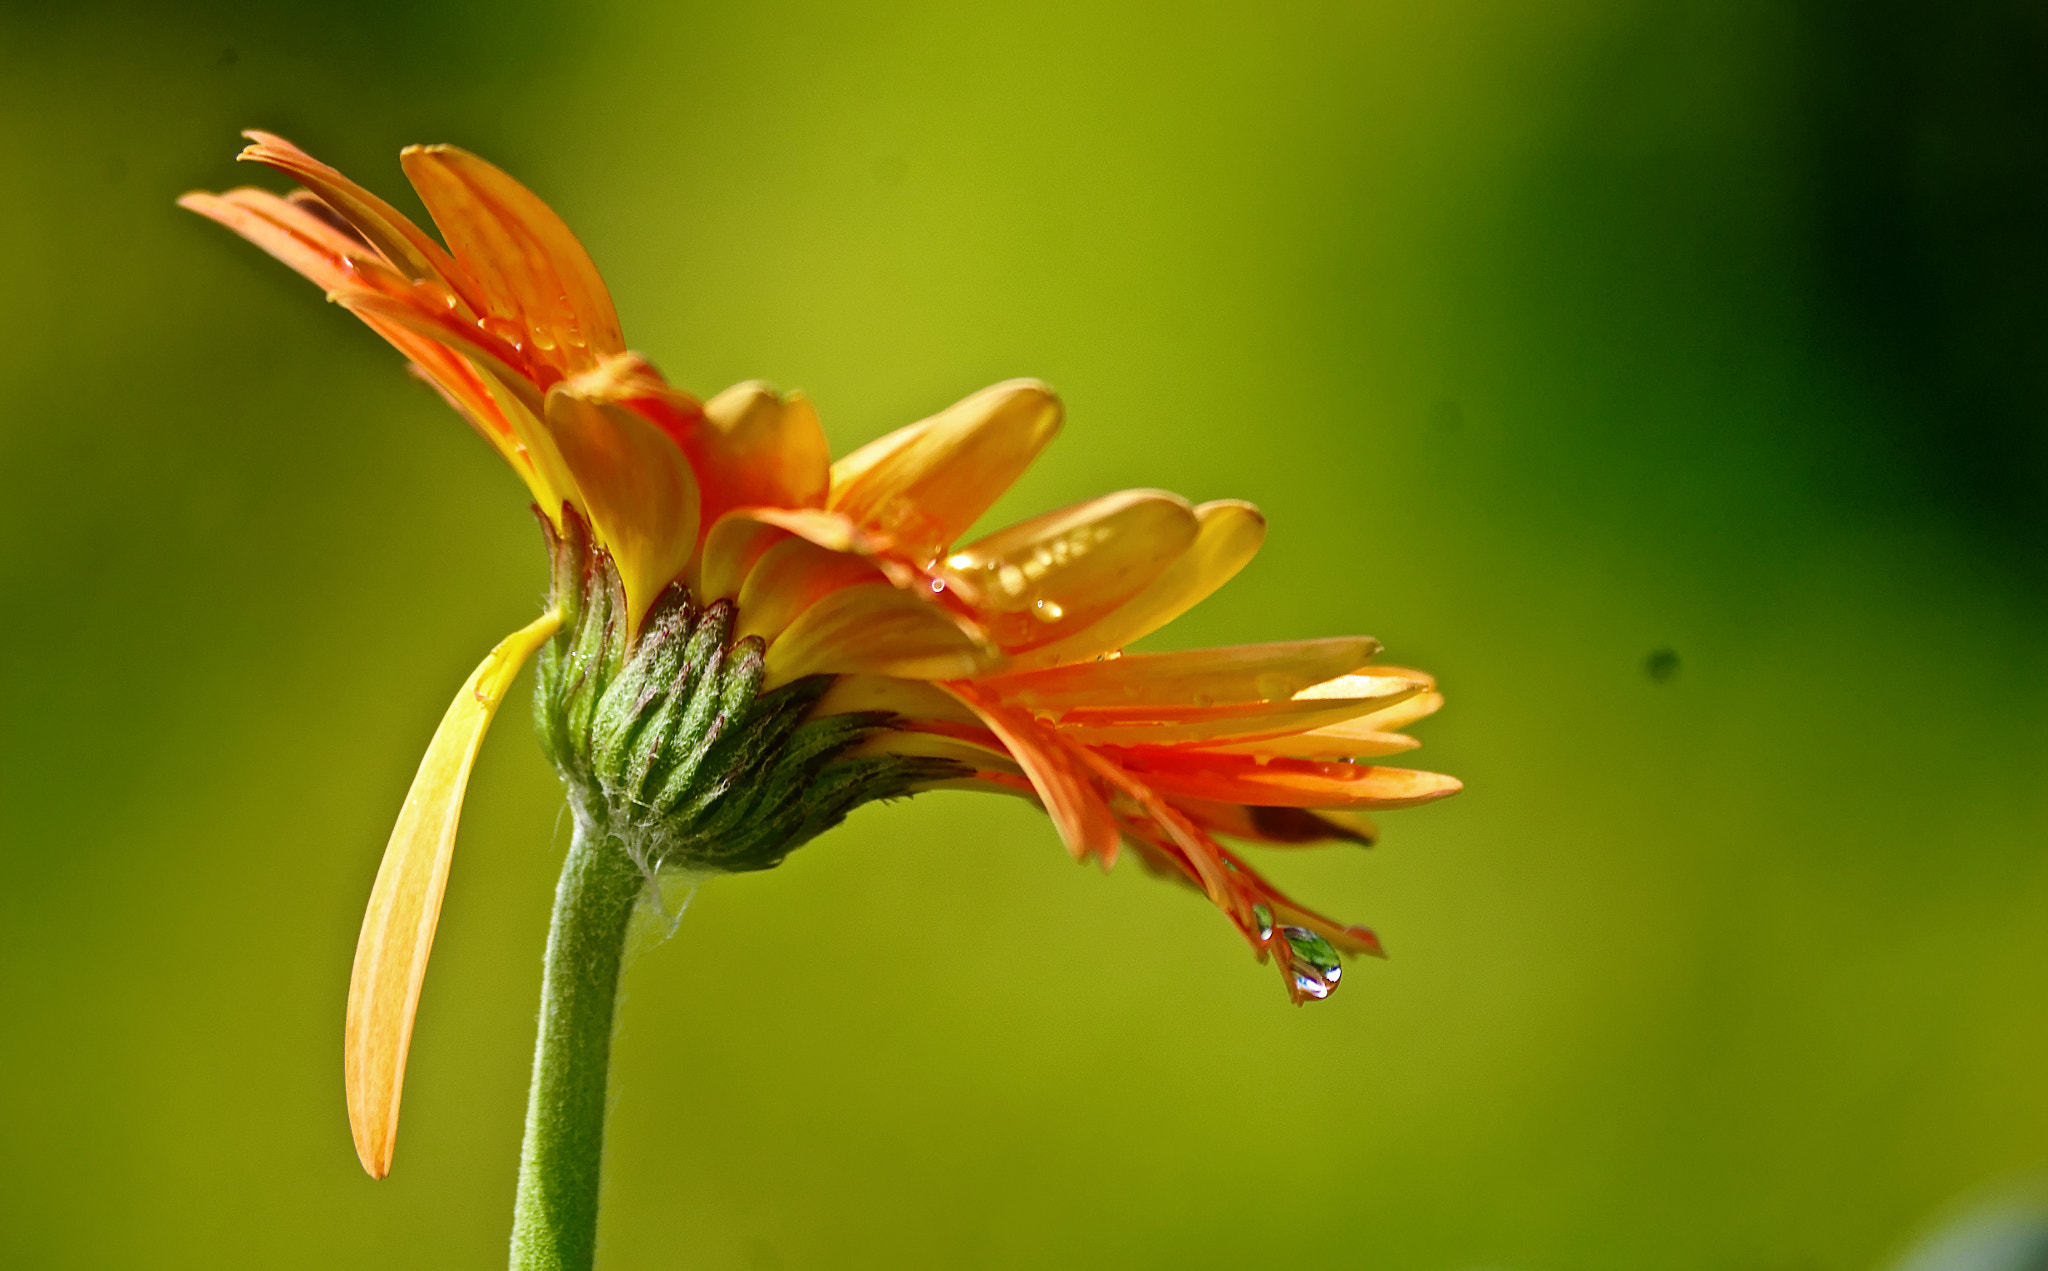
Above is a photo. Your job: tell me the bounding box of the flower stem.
[510,809,644,1271]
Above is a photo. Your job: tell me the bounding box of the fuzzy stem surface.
[510,808,644,1271]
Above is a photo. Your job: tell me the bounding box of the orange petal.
[1007,499,1266,669]
[936,489,1197,650]
[345,610,563,1179]
[237,131,465,294]
[1173,798,1380,846]
[1195,687,1445,757]
[1041,677,1424,747]
[976,636,1383,710]
[765,583,999,685]
[735,535,888,645]
[826,379,1062,563]
[697,514,791,601]
[1113,750,1463,809]
[1194,718,1423,758]
[177,187,378,293]
[400,144,625,372]
[942,683,1122,864]
[541,387,699,627]
[810,673,983,726]
[696,382,832,523]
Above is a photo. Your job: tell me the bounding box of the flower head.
[183,133,1459,1176]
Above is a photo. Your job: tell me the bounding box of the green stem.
[510,809,645,1271]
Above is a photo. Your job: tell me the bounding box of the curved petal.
[1006,499,1266,669]
[1192,718,1424,758]
[937,489,1197,650]
[826,379,1063,564]
[765,583,999,684]
[975,636,1383,710]
[810,673,983,726]
[696,382,832,523]
[400,144,625,371]
[237,131,466,294]
[177,186,381,293]
[1039,676,1424,747]
[697,514,791,601]
[540,387,699,628]
[1173,799,1381,847]
[344,610,563,1180]
[735,535,888,645]
[941,683,1122,864]
[1112,750,1463,809]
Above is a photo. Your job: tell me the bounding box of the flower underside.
[182,132,1460,1180]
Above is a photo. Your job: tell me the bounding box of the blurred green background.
[4,1,2047,1267]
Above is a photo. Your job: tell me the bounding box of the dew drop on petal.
[1254,672,1293,702]
[1281,925,1344,1002]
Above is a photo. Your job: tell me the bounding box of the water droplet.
[929,578,946,593]
[1254,672,1294,702]
[1281,925,1343,1001]
[1252,904,1273,941]
[1293,972,1334,1000]
[479,315,524,346]
[1032,598,1064,622]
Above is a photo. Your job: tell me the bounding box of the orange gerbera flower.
[183,134,1459,1183]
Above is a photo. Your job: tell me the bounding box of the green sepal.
[532,509,969,875]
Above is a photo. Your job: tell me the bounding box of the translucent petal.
[697,381,832,521]
[764,584,998,685]
[977,636,1382,710]
[1192,719,1423,758]
[1008,499,1266,669]
[400,144,625,371]
[1041,676,1425,746]
[1113,751,1463,809]
[937,489,1196,650]
[734,535,887,645]
[344,610,562,1179]
[541,387,699,628]
[697,515,790,601]
[826,379,1062,563]
[237,131,467,295]
[1173,798,1380,846]
[810,673,982,726]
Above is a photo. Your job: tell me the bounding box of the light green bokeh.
[2,2,2043,1268]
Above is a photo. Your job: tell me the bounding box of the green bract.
[532,510,970,876]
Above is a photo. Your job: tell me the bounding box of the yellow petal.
[345,610,562,1180]
[1007,499,1266,668]
[810,673,982,725]
[1355,688,1444,732]
[764,583,998,685]
[1042,677,1425,747]
[400,144,625,371]
[697,514,791,601]
[937,489,1197,650]
[541,387,701,629]
[977,635,1382,710]
[826,379,1062,564]
[697,381,832,521]
[734,535,888,645]
[1193,719,1424,758]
